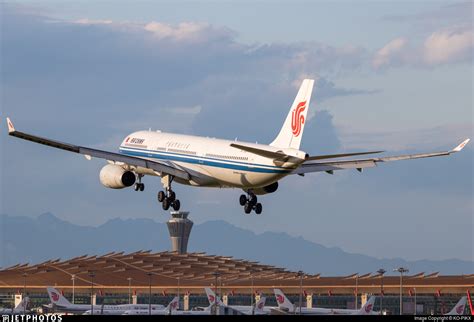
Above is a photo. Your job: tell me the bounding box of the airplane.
[204,287,268,315]
[5,79,470,214]
[274,288,376,315]
[111,297,179,315]
[46,286,164,314]
[445,296,467,315]
[0,297,30,314]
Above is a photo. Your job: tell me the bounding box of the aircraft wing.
[6,118,190,180]
[293,139,470,175]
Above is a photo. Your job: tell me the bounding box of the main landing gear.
[134,174,145,191]
[239,191,262,215]
[157,175,181,211]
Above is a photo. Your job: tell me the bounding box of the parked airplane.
[6,79,470,214]
[204,287,268,315]
[445,296,467,315]
[274,289,376,315]
[110,297,178,315]
[46,287,164,314]
[0,297,29,314]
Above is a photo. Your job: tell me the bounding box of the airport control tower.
[166,211,193,254]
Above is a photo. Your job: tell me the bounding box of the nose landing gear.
[239,191,263,214]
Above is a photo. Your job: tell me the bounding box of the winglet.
[6,117,15,133]
[452,138,470,152]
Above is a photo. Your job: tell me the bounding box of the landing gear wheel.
[158,191,165,203]
[168,190,176,202]
[249,194,257,206]
[172,199,181,211]
[244,202,252,214]
[134,183,140,191]
[255,203,262,215]
[239,194,247,206]
[162,198,171,211]
[139,183,145,191]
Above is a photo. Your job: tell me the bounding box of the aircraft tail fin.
[357,296,376,315]
[273,289,295,312]
[14,297,29,311]
[47,287,72,307]
[166,296,179,312]
[270,79,314,150]
[204,287,224,306]
[446,296,467,315]
[254,296,266,313]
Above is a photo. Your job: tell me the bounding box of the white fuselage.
[118,131,305,189]
[54,303,164,314]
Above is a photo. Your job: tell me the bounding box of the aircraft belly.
[122,156,289,188]
[201,165,286,188]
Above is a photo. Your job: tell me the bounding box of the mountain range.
[0,213,471,275]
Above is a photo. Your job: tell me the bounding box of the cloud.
[372,37,408,69]
[373,26,473,69]
[423,27,473,65]
[75,18,113,25]
[382,1,472,32]
[1,6,373,139]
[144,22,235,44]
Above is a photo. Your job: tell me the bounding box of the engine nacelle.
[252,182,279,195]
[99,164,136,189]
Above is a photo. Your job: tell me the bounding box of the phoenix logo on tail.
[276,294,284,304]
[365,303,373,313]
[291,101,306,137]
[51,291,60,302]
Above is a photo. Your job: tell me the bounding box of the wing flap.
[6,118,190,180]
[306,150,384,161]
[294,160,376,174]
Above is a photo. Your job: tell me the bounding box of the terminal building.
[0,250,472,314]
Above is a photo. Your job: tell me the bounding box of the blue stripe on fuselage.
[119,147,291,174]
[120,145,283,169]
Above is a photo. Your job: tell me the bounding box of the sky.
[0,1,473,263]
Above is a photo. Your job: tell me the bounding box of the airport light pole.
[297,271,304,315]
[394,267,409,315]
[147,272,153,315]
[127,277,132,304]
[22,273,27,314]
[71,274,76,304]
[355,273,359,310]
[250,270,255,315]
[88,271,95,316]
[413,288,417,315]
[177,277,180,311]
[212,272,220,315]
[377,269,386,314]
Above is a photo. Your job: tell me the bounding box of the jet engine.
[253,182,279,195]
[99,164,136,189]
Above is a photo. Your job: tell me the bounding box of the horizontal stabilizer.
[230,143,288,159]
